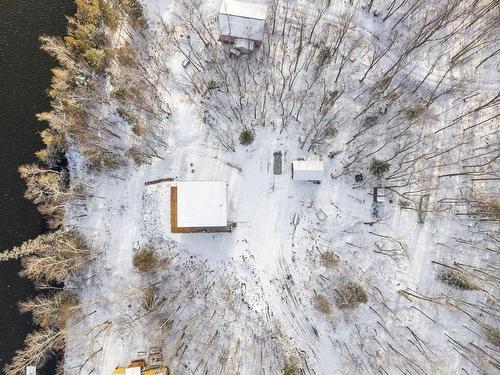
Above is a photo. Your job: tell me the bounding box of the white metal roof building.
[218,0,267,51]
[124,367,141,375]
[292,160,324,181]
[176,181,228,228]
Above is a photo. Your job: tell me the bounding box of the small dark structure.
[273,151,282,175]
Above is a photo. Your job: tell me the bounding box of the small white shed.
[218,0,267,52]
[292,160,324,181]
[125,367,141,375]
[26,366,37,375]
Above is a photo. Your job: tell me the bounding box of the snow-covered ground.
[63,0,499,374]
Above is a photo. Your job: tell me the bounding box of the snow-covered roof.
[219,0,267,19]
[124,368,141,375]
[219,0,267,41]
[292,160,324,181]
[176,181,228,228]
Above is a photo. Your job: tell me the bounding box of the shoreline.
[0,2,74,373]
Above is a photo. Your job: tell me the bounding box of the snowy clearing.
[56,0,499,374]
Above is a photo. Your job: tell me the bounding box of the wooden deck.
[170,187,231,233]
[145,177,174,186]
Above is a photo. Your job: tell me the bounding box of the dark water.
[0,1,75,373]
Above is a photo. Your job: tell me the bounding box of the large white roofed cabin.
[218,0,267,53]
[170,181,231,233]
[292,160,324,182]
